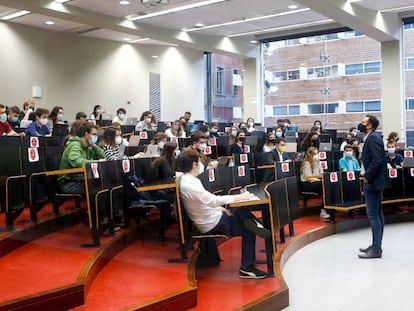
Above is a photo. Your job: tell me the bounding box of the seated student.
[112,108,127,125]
[75,112,88,124]
[165,120,186,138]
[19,100,36,122]
[136,110,157,131]
[262,132,277,152]
[386,140,403,169]
[7,106,21,128]
[25,108,51,137]
[230,130,246,154]
[58,123,105,196]
[184,130,218,174]
[313,120,323,134]
[274,126,284,138]
[49,106,65,126]
[339,144,360,172]
[210,122,220,137]
[101,126,142,160]
[89,105,105,121]
[0,104,24,136]
[228,125,239,145]
[246,117,256,133]
[271,137,290,162]
[299,131,319,152]
[300,147,329,220]
[178,149,270,279]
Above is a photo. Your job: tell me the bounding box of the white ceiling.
[0,0,414,57]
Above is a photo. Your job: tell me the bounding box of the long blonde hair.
[301,146,318,173]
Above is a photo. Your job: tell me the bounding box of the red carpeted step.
[70,239,190,311]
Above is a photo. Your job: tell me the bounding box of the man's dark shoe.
[358,249,382,259]
[359,245,372,253]
[239,266,267,279]
[243,219,271,239]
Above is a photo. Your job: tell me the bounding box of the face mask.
[275,131,282,138]
[238,137,246,142]
[57,114,63,121]
[313,155,319,161]
[199,143,207,151]
[146,117,152,123]
[248,121,254,127]
[270,139,277,144]
[97,109,103,114]
[39,118,48,126]
[115,136,122,145]
[175,149,180,158]
[211,128,218,133]
[357,123,367,133]
[315,124,321,129]
[231,130,237,137]
[278,146,286,153]
[118,114,125,121]
[387,148,396,154]
[352,131,358,136]
[345,151,353,158]
[28,106,35,113]
[173,125,179,131]
[11,116,18,123]
[0,113,7,123]
[204,131,210,137]
[89,135,98,145]
[159,142,165,149]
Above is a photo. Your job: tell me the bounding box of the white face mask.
[248,121,254,127]
[159,141,165,149]
[231,130,237,137]
[387,147,396,154]
[115,136,122,145]
[199,142,207,151]
[118,113,125,121]
[146,117,152,124]
[275,131,282,138]
[39,118,48,126]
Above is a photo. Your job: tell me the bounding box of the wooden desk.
[228,188,275,277]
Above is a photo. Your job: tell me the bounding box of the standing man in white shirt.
[178,149,271,279]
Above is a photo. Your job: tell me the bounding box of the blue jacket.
[361,131,390,192]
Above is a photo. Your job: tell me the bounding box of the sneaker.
[320,209,330,219]
[243,219,271,239]
[239,266,267,279]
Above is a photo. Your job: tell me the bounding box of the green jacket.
[58,136,105,182]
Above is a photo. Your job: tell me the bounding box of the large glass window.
[262,29,382,131]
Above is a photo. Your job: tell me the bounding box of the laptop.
[128,135,140,147]
[319,142,332,151]
[126,117,137,125]
[144,144,160,158]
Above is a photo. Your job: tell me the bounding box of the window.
[289,105,300,115]
[216,66,224,95]
[233,69,239,96]
[365,100,381,111]
[346,101,364,112]
[406,98,414,110]
[308,104,324,114]
[326,103,338,114]
[345,63,363,75]
[407,131,414,147]
[273,106,288,116]
[364,61,380,73]
[273,71,287,82]
[406,58,414,70]
[288,70,300,80]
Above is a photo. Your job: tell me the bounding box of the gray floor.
[282,223,414,311]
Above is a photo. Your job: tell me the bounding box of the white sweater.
[179,173,234,233]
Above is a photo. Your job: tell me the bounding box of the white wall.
[0,21,205,122]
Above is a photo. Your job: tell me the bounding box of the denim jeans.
[206,208,256,268]
[363,184,384,252]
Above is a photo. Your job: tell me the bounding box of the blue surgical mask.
[89,135,98,145]
[118,113,125,121]
[345,151,353,158]
[0,113,7,123]
[11,116,18,123]
[175,149,181,158]
[57,114,63,121]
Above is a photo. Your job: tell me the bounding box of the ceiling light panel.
[8,13,85,31]
[1,10,31,20]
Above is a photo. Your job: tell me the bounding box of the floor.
[282,222,414,311]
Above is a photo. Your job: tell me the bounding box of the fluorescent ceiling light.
[1,10,31,20]
[288,5,298,9]
[55,0,71,3]
[123,37,131,41]
[45,21,55,25]
[120,1,130,5]
[183,8,310,32]
[228,19,334,38]
[129,37,149,43]
[381,5,414,12]
[129,0,225,21]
